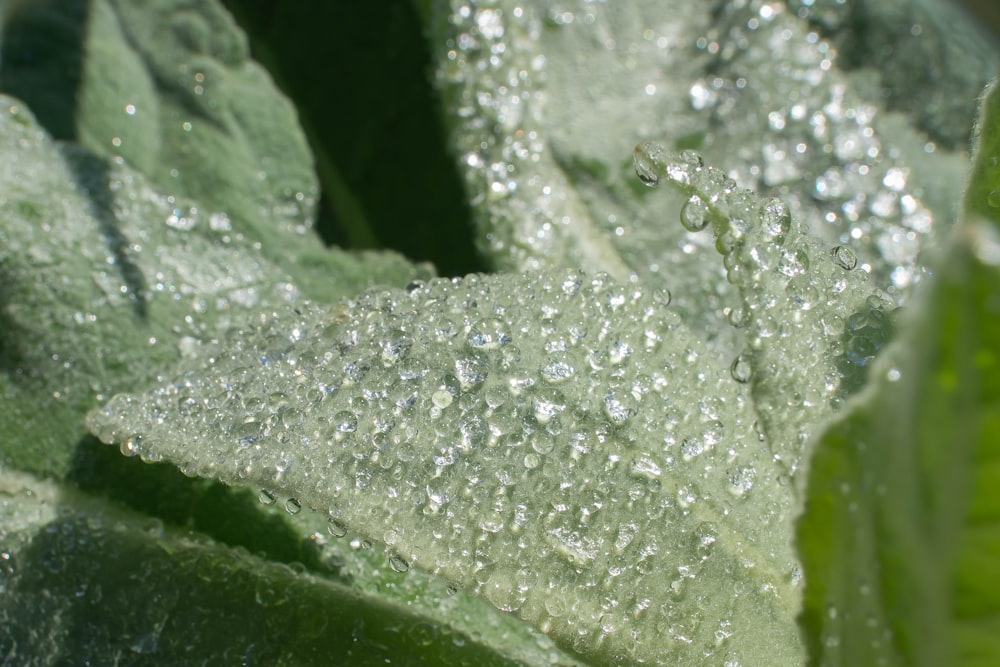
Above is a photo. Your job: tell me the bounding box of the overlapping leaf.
[796,80,1000,666]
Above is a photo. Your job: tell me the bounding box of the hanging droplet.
[831,245,857,270]
[680,194,709,232]
[120,433,143,457]
[284,497,302,515]
[633,144,660,186]
[258,489,276,505]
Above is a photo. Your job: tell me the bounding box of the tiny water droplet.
[258,489,276,505]
[680,194,709,232]
[0,551,16,577]
[389,555,411,573]
[831,245,857,270]
[284,497,302,515]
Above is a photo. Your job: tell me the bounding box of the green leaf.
[0,3,581,663]
[631,142,894,482]
[425,0,987,316]
[88,268,806,665]
[216,0,484,277]
[795,80,1000,666]
[0,468,550,666]
[0,97,425,477]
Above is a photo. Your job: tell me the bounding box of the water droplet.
[120,433,143,457]
[544,598,566,617]
[604,388,638,425]
[523,452,541,469]
[730,351,752,383]
[280,408,304,429]
[467,319,512,349]
[728,307,749,328]
[988,190,1000,208]
[258,489,276,505]
[431,389,454,409]
[455,353,490,390]
[333,410,358,433]
[531,388,566,424]
[680,194,709,232]
[380,328,412,365]
[633,145,660,186]
[760,197,791,240]
[680,437,705,461]
[831,245,857,270]
[284,497,302,515]
[540,359,575,383]
[728,467,756,496]
[778,245,810,277]
[389,555,411,573]
[0,551,15,578]
[327,517,348,538]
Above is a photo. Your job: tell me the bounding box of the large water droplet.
[389,554,411,573]
[327,517,348,538]
[120,433,143,457]
[467,319,512,349]
[760,197,791,241]
[831,245,857,270]
[258,489,276,505]
[284,497,302,515]
[680,194,709,232]
[730,351,752,383]
[333,410,358,433]
[455,353,490,391]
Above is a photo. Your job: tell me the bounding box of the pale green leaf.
[0,97,425,477]
[89,269,805,665]
[425,0,988,321]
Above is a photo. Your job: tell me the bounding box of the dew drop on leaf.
[284,497,302,515]
[680,194,710,232]
[258,489,276,506]
[332,410,358,433]
[633,154,660,186]
[327,517,348,538]
[120,433,142,457]
[389,555,411,573]
[760,197,791,241]
[730,351,752,383]
[831,245,858,270]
